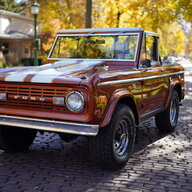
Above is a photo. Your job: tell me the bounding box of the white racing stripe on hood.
[5,71,34,82]
[31,68,67,83]
[4,60,78,82]
[31,60,104,83]
[4,60,104,83]
[79,60,104,65]
[31,60,79,83]
[31,75,61,83]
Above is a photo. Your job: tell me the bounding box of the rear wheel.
[90,104,135,170]
[0,126,37,153]
[155,90,179,132]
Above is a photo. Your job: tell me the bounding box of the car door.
[140,33,168,115]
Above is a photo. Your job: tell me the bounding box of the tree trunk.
[85,0,92,28]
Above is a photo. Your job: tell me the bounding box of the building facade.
[0,10,38,67]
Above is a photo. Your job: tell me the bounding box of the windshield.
[49,34,139,61]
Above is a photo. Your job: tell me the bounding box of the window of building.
[2,42,9,54]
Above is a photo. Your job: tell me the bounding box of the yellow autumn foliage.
[28,0,192,60]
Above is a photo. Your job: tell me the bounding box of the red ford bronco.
[0,28,184,169]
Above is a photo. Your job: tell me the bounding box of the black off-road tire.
[0,126,37,153]
[155,90,179,132]
[89,104,136,170]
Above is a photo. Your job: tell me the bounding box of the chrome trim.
[57,27,142,33]
[55,33,140,37]
[143,71,184,80]
[0,115,99,136]
[48,33,140,62]
[145,31,159,37]
[48,58,136,62]
[98,77,144,86]
[48,35,59,59]
[98,71,184,86]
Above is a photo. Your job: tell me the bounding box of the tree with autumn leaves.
[25,0,192,62]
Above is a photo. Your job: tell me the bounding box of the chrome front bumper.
[0,115,99,136]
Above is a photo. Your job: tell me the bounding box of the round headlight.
[66,91,85,112]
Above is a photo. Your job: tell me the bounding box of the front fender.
[100,89,137,127]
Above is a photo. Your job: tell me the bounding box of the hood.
[0,60,107,84]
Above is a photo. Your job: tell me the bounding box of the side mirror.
[142,59,151,68]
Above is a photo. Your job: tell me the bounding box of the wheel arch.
[117,97,139,125]
[100,91,139,127]
[165,82,182,109]
[173,84,182,101]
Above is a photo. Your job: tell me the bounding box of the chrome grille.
[0,83,70,112]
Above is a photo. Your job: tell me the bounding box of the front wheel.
[155,90,179,132]
[89,104,136,170]
[0,126,37,153]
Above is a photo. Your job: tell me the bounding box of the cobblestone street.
[0,67,192,192]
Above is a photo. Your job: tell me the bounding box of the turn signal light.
[98,95,108,103]
[53,97,65,105]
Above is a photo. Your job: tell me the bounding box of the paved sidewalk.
[0,64,192,192]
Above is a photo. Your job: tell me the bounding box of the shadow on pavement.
[0,78,191,192]
[0,120,172,192]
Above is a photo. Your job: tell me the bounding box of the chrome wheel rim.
[170,99,177,125]
[113,118,129,156]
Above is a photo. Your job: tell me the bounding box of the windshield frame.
[48,33,140,62]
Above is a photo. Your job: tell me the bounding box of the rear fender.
[165,81,182,110]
